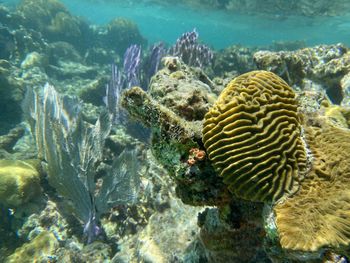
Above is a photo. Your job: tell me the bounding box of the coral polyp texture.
[274,121,350,252]
[202,70,307,202]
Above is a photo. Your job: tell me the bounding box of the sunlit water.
[3,0,350,49]
[62,0,350,49]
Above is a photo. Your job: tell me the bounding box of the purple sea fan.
[104,62,123,122]
[169,28,214,68]
[104,45,141,122]
[123,44,141,88]
[147,42,166,80]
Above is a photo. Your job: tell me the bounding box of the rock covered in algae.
[253,44,350,104]
[124,69,235,213]
[198,204,268,262]
[149,56,217,121]
[113,198,204,263]
[202,70,308,203]
[0,159,41,207]
[16,0,90,49]
[5,231,58,263]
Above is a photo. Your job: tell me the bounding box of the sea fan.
[23,83,140,243]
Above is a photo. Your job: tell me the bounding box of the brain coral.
[202,70,308,202]
[274,121,350,251]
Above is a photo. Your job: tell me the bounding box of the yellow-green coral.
[274,120,350,252]
[202,70,308,202]
[5,231,58,263]
[0,159,41,207]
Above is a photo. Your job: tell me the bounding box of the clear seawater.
[3,0,350,48]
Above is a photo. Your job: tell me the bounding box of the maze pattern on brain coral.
[202,70,307,202]
[275,123,350,251]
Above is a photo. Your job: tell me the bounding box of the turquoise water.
[59,0,350,49]
[3,0,350,48]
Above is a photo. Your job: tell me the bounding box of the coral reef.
[212,45,256,77]
[274,119,350,253]
[2,0,350,261]
[17,0,90,51]
[122,63,350,261]
[5,231,59,263]
[0,159,41,207]
[254,44,350,104]
[149,56,217,121]
[121,62,230,207]
[198,204,269,262]
[202,70,308,202]
[103,18,146,56]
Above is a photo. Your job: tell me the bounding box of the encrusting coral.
[274,119,350,252]
[202,70,308,202]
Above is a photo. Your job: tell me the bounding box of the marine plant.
[23,84,140,243]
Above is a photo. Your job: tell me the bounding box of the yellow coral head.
[202,70,307,202]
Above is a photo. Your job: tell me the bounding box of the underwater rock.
[121,85,230,207]
[20,51,47,69]
[56,241,112,262]
[198,204,268,263]
[47,60,99,80]
[150,56,217,121]
[78,76,109,106]
[0,26,16,60]
[0,159,41,208]
[16,0,91,51]
[112,150,206,262]
[17,200,69,243]
[212,45,256,77]
[254,44,350,104]
[83,47,117,65]
[47,41,83,65]
[0,126,25,153]
[0,61,24,134]
[341,72,350,106]
[123,199,203,263]
[103,18,147,56]
[5,231,59,263]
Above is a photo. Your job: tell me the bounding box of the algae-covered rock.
[213,45,256,77]
[150,56,217,121]
[5,231,58,263]
[104,18,146,56]
[198,204,268,262]
[254,44,350,104]
[0,159,41,207]
[16,0,90,51]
